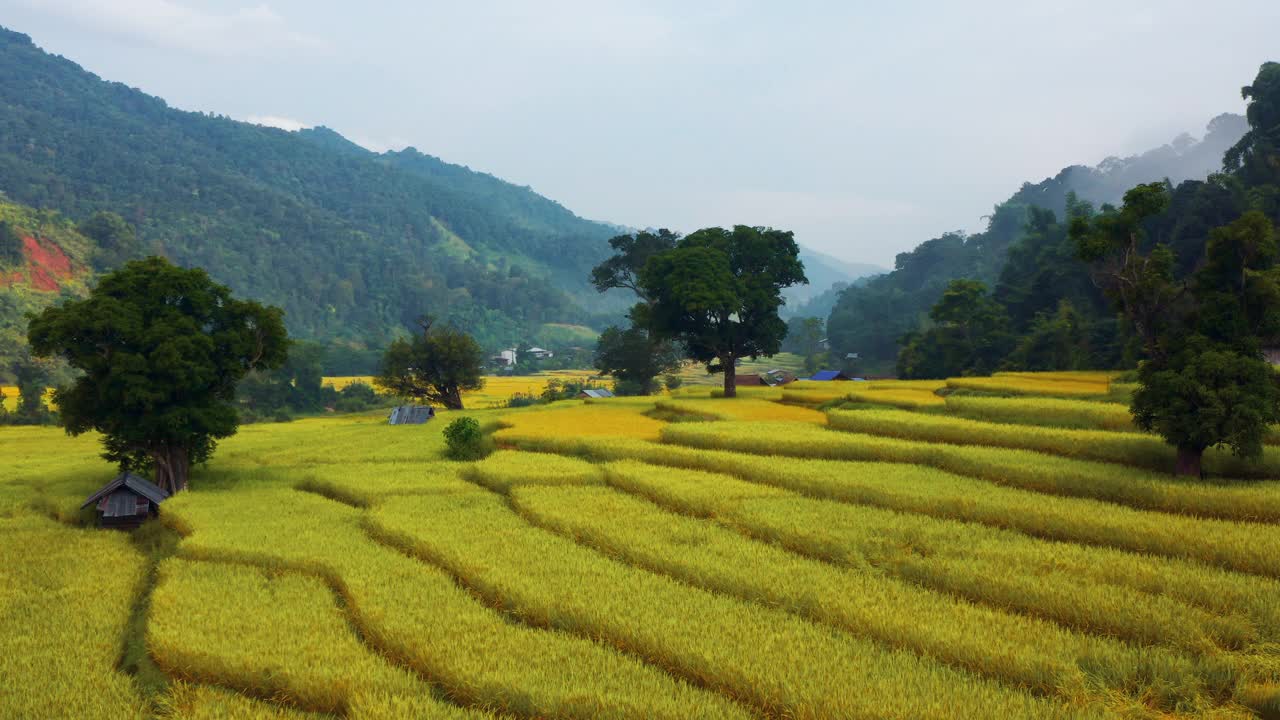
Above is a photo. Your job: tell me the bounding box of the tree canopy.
[640,225,807,397]
[593,325,681,395]
[1073,187,1280,475]
[589,229,682,396]
[27,257,288,492]
[374,318,484,410]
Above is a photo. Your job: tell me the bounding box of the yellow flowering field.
[3,369,1280,718]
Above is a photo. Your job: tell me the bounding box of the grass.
[497,402,666,441]
[593,461,1279,654]
[323,370,603,409]
[510,478,1236,713]
[0,515,148,720]
[156,683,329,719]
[663,418,1280,527]
[149,557,485,718]
[653,397,826,423]
[7,368,1280,718]
[828,406,1280,479]
[945,375,1112,398]
[369,491,1090,719]
[163,484,746,719]
[944,394,1138,431]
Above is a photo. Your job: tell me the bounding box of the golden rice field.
[4,371,1280,718]
[324,370,603,408]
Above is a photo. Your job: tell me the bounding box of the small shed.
[580,388,615,399]
[761,369,797,387]
[80,472,169,529]
[809,370,853,381]
[734,373,764,387]
[389,405,436,425]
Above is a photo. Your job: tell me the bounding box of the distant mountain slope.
[785,247,883,311]
[0,27,618,348]
[826,114,1249,373]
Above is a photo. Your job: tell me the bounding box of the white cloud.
[16,0,326,57]
[245,115,309,132]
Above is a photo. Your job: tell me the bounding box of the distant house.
[579,388,615,399]
[80,472,169,529]
[490,349,517,367]
[389,405,435,425]
[526,347,555,360]
[734,373,764,386]
[809,370,853,381]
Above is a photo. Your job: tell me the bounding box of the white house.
[490,348,518,367]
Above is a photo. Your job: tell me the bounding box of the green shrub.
[443,417,489,461]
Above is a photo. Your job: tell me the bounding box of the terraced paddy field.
[4,372,1280,718]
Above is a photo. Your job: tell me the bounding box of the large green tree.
[590,229,682,395]
[374,317,484,410]
[27,257,288,493]
[640,226,807,397]
[1075,186,1280,475]
[593,325,681,395]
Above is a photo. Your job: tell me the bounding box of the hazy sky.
[2,1,1277,266]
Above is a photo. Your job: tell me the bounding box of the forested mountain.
[0,26,620,352]
[827,112,1250,373]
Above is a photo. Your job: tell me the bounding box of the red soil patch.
[4,236,77,292]
[29,265,58,291]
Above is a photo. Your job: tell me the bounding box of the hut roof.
[580,389,615,399]
[809,370,852,381]
[80,472,169,510]
[389,406,435,425]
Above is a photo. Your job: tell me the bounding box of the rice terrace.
[3,371,1280,719]
[4,6,1280,720]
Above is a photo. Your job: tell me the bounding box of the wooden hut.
[579,388,615,399]
[389,406,435,425]
[80,472,169,529]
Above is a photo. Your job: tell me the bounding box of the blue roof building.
[809,370,853,381]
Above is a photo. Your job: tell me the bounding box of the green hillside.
[826,113,1251,372]
[0,27,617,350]
[0,198,95,378]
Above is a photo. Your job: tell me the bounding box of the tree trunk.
[152,446,191,494]
[442,386,464,410]
[722,354,737,398]
[1175,446,1203,478]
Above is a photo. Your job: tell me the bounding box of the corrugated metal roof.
[102,492,149,518]
[389,405,435,425]
[81,472,169,509]
[809,370,850,381]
